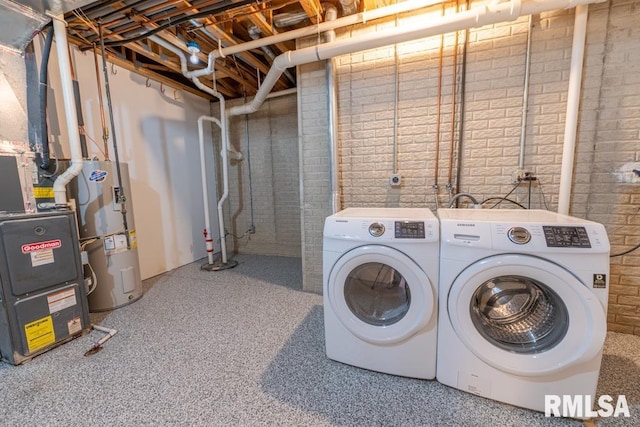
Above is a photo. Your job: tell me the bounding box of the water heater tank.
[70,160,143,311]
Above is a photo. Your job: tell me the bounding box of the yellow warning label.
[33,187,55,199]
[129,230,137,249]
[24,316,56,353]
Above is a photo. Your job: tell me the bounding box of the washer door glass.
[344,262,411,327]
[327,245,435,345]
[447,254,607,376]
[470,275,569,354]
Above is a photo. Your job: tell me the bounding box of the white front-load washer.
[323,208,439,379]
[437,208,610,414]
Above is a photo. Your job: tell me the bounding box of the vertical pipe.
[93,46,110,160]
[558,4,588,215]
[325,4,340,214]
[98,23,130,246]
[518,15,533,171]
[198,116,221,265]
[51,14,84,207]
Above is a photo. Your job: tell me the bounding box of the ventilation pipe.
[148,35,239,269]
[227,0,604,119]
[273,12,310,28]
[340,0,361,16]
[558,4,588,215]
[324,4,340,214]
[51,14,84,207]
[248,26,296,84]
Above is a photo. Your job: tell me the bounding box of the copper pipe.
[93,45,110,160]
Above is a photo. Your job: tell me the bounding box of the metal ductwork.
[0,0,94,53]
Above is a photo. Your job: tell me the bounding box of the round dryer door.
[327,245,435,345]
[448,254,607,377]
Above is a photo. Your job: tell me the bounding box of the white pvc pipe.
[558,4,588,215]
[198,116,222,265]
[149,35,233,264]
[51,14,84,206]
[227,0,603,118]
[211,0,448,60]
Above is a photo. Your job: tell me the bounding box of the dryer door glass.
[344,262,411,326]
[470,275,569,354]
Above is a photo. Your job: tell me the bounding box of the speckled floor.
[0,254,638,426]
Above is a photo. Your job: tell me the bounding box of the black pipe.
[37,26,54,170]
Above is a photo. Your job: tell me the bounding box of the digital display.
[395,221,425,239]
[543,226,591,248]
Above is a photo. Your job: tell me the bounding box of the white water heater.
[70,160,142,311]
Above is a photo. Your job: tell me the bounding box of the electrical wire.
[481,197,526,209]
[536,178,550,210]
[610,243,640,258]
[488,181,522,209]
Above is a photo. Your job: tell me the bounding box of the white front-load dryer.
[437,208,610,414]
[323,208,439,379]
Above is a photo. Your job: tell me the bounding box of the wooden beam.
[298,0,324,24]
[103,52,218,100]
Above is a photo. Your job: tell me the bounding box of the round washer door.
[327,245,435,345]
[448,254,607,377]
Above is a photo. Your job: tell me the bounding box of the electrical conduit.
[324,4,340,214]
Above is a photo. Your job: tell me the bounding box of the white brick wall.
[298,0,640,334]
[222,94,301,258]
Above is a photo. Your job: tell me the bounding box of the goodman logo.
[21,239,62,254]
[545,395,630,418]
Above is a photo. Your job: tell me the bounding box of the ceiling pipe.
[211,0,448,60]
[248,26,296,84]
[227,0,605,119]
[558,4,588,215]
[50,13,84,208]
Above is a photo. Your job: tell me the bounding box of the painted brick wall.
[298,34,333,293]
[222,94,301,258]
[298,0,640,334]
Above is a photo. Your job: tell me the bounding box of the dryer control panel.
[395,221,425,239]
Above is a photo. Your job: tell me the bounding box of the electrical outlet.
[389,174,402,187]
[512,169,525,183]
[614,162,640,184]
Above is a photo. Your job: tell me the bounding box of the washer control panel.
[394,221,425,239]
[543,226,591,248]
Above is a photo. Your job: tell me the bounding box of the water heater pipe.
[51,14,84,207]
[558,4,588,215]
